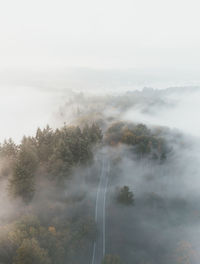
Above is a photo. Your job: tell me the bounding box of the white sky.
[0,0,200,70]
[0,0,200,142]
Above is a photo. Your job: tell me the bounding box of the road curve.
[92,156,110,264]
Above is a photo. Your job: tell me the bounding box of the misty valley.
[0,87,200,264]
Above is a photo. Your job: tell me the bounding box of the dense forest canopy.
[0,87,199,264]
[0,123,102,264]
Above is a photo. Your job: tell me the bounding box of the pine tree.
[117,186,134,205]
[9,138,38,203]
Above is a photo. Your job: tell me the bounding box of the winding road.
[92,156,110,264]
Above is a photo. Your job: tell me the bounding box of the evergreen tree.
[35,125,54,163]
[117,186,134,205]
[9,137,38,203]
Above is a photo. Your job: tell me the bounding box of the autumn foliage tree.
[105,122,168,160]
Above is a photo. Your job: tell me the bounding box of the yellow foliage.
[48,226,56,235]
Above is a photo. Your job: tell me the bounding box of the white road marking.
[92,156,110,264]
[95,158,105,221]
[92,242,96,264]
[92,157,105,264]
[103,175,109,257]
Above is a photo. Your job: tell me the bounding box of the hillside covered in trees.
[0,118,172,264]
[0,123,102,264]
[0,87,200,264]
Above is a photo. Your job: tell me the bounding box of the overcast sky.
[1,0,200,71]
[0,0,200,141]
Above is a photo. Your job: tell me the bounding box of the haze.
[1,0,200,142]
[1,1,200,264]
[1,0,200,74]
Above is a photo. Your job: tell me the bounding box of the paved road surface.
[92,157,110,264]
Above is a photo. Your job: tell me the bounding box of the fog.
[100,88,200,264]
[1,0,200,85]
[0,85,200,263]
[0,86,64,142]
[123,87,200,136]
[1,0,200,262]
[1,65,200,142]
[55,87,200,263]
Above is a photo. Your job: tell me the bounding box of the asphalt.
[92,157,110,264]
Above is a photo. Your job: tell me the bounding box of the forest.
[1,0,200,262]
[0,87,199,264]
[0,124,102,264]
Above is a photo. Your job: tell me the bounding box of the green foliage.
[9,137,38,203]
[117,186,134,205]
[35,125,54,163]
[105,122,168,160]
[105,122,125,145]
[133,123,150,137]
[0,214,96,264]
[102,254,123,264]
[8,123,102,202]
[0,138,18,159]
